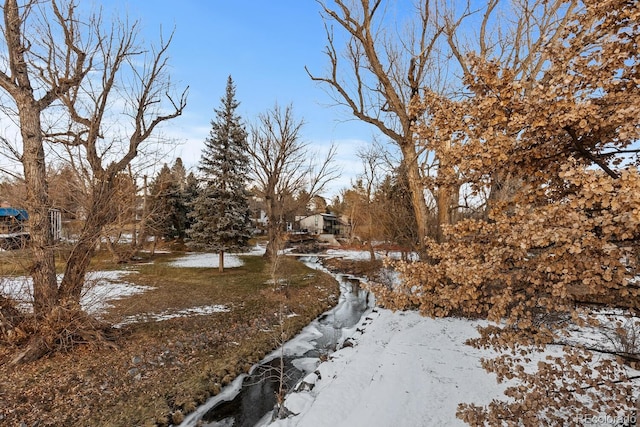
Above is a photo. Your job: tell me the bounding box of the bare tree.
[355,141,386,260]
[308,0,451,245]
[0,0,186,362]
[309,0,581,244]
[248,103,340,260]
[100,168,139,263]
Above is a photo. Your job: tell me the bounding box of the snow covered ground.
[324,248,415,261]
[260,306,640,427]
[259,308,507,427]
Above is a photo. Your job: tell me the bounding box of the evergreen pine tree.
[169,158,189,239]
[182,171,199,235]
[188,76,252,272]
[148,163,182,241]
[171,157,187,190]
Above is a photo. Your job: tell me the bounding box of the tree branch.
[564,126,619,179]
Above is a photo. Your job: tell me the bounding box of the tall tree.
[188,76,252,272]
[0,0,186,362]
[170,157,187,190]
[309,0,448,246]
[376,163,420,253]
[147,164,181,242]
[101,169,139,262]
[355,142,386,260]
[145,162,195,251]
[182,171,199,234]
[248,103,339,261]
[163,158,191,240]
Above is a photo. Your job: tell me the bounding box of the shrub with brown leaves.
[370,0,640,424]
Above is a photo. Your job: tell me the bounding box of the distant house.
[297,213,348,236]
[0,205,62,249]
[0,206,29,249]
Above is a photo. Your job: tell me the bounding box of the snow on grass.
[115,304,231,328]
[168,252,244,268]
[0,270,153,315]
[245,244,268,256]
[166,246,266,268]
[1,270,234,326]
[81,271,154,315]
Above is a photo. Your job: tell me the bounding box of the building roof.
[0,207,29,221]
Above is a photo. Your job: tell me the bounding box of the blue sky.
[117,0,378,197]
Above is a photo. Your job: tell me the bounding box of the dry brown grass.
[0,251,339,426]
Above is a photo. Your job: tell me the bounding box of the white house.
[297,213,347,236]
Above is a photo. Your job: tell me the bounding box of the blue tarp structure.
[0,207,29,221]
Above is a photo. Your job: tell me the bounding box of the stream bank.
[179,256,373,427]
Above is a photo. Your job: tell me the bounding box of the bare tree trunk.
[3,0,58,317]
[104,237,121,263]
[58,180,116,302]
[434,139,459,242]
[219,250,224,273]
[435,188,451,243]
[138,174,149,249]
[264,198,282,262]
[21,108,59,317]
[264,231,278,261]
[399,144,429,246]
[367,240,375,262]
[366,196,375,262]
[151,237,157,256]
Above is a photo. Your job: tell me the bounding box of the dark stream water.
[179,256,371,427]
[200,356,302,427]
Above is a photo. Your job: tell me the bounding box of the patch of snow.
[0,275,32,308]
[292,357,321,373]
[243,244,267,256]
[168,252,244,268]
[0,270,152,315]
[325,249,377,261]
[81,270,153,315]
[564,308,640,354]
[115,304,231,327]
[324,249,419,262]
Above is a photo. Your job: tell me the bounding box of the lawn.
[0,250,340,426]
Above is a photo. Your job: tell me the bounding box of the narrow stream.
[179,256,372,427]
